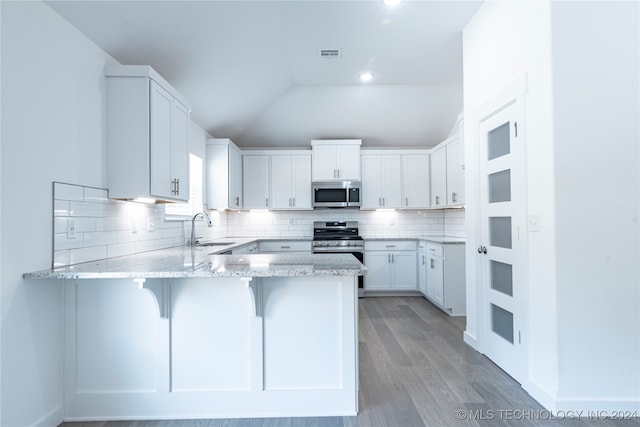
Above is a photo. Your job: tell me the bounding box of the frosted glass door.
[478,98,526,383]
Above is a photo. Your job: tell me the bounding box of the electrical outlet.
[67,220,76,239]
[147,218,155,232]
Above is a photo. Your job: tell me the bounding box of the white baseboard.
[463,330,478,349]
[31,404,63,427]
[523,381,556,412]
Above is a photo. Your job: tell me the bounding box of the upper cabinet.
[401,154,431,209]
[271,152,312,210]
[446,122,465,206]
[105,65,191,202]
[206,138,243,210]
[243,155,270,209]
[361,150,430,210]
[311,140,361,181]
[430,121,465,209]
[430,145,447,208]
[361,154,402,209]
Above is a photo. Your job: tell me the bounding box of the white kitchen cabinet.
[417,241,428,295]
[361,154,402,209]
[259,240,311,253]
[243,155,270,209]
[232,242,259,254]
[424,242,466,316]
[402,154,431,209]
[446,133,465,206]
[311,140,361,181]
[364,240,417,292]
[430,146,447,208]
[105,65,191,202]
[205,138,243,209]
[271,153,312,210]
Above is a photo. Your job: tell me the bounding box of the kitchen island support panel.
[63,275,358,420]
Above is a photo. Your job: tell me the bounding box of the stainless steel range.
[312,221,364,296]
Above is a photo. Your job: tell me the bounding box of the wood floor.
[61,297,639,427]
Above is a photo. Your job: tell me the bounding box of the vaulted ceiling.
[46,0,482,148]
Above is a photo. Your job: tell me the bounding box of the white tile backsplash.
[197,208,466,240]
[52,182,185,267]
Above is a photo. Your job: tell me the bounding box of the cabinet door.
[361,155,382,209]
[149,81,173,199]
[270,155,292,209]
[380,155,402,208]
[291,155,312,209]
[228,147,243,208]
[446,137,465,206]
[402,154,430,209]
[426,255,444,306]
[312,145,337,181]
[417,248,428,294]
[243,155,270,209]
[336,145,361,180]
[171,101,190,201]
[364,252,392,290]
[430,147,447,208]
[391,251,417,290]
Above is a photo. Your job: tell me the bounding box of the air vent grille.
[320,49,341,59]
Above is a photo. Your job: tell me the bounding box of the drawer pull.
[385,245,396,248]
[280,245,291,249]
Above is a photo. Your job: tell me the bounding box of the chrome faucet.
[191,211,213,245]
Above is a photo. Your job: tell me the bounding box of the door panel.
[478,98,526,383]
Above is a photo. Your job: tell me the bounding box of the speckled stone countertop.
[23,246,366,280]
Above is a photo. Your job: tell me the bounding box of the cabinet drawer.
[426,243,444,257]
[259,240,311,252]
[365,240,416,251]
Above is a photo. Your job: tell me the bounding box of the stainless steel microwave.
[312,181,361,208]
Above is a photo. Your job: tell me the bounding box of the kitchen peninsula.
[24,247,365,420]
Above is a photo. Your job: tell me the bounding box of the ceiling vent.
[320,49,341,59]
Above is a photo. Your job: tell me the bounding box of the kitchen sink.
[196,242,235,247]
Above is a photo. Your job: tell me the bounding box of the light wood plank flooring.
[60,297,639,427]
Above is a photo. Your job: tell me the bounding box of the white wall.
[464,0,640,412]
[1,2,116,426]
[463,0,557,407]
[550,1,640,410]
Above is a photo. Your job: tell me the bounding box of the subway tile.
[70,246,107,265]
[54,183,84,201]
[70,201,107,218]
[54,233,84,250]
[53,250,70,268]
[54,200,70,217]
[83,231,119,247]
[84,187,109,203]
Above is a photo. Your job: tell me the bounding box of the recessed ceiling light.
[384,0,402,6]
[360,72,374,82]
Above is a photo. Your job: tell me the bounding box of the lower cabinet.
[422,241,466,316]
[417,242,428,294]
[364,240,417,291]
[259,240,311,253]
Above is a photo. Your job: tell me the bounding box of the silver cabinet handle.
[292,198,296,207]
[385,245,396,248]
[281,245,291,249]
[387,254,391,263]
[430,258,435,269]
[422,255,425,265]
[378,197,382,207]
[435,195,440,205]
[235,196,240,207]
[391,253,394,263]
[176,178,180,195]
[266,198,269,207]
[405,197,408,206]
[337,169,340,179]
[452,192,457,203]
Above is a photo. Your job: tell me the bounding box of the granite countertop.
[23,245,365,280]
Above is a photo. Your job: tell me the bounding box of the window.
[165,154,204,219]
